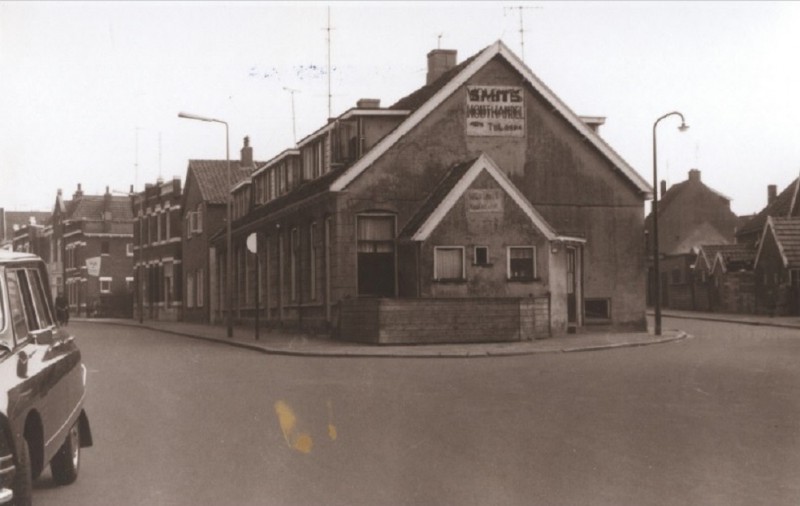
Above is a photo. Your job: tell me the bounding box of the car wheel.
[50,423,80,486]
[11,439,32,506]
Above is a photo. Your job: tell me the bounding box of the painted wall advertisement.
[466,86,524,137]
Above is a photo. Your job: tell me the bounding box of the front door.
[567,247,579,326]
[357,215,395,297]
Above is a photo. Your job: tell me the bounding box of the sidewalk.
[71,317,687,358]
[656,308,800,330]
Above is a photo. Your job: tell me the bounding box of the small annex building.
[217,41,653,343]
[753,216,800,316]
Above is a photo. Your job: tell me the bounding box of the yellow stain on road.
[327,399,338,441]
[274,400,313,454]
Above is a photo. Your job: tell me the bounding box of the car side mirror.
[32,330,54,346]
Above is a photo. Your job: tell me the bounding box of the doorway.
[357,215,396,297]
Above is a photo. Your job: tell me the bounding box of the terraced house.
[216,41,653,343]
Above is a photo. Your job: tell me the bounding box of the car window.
[25,268,54,329]
[6,271,30,344]
[15,270,40,333]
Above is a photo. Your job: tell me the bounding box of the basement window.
[584,298,611,323]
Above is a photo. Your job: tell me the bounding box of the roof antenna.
[324,6,335,119]
[504,5,543,63]
[283,87,300,145]
[437,33,443,49]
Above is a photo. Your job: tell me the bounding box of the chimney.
[426,49,457,85]
[768,184,777,204]
[688,169,701,182]
[660,180,667,196]
[240,136,253,168]
[579,116,606,134]
[356,98,381,109]
[57,188,62,197]
[73,183,83,200]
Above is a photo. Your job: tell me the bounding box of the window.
[434,247,465,281]
[356,215,396,296]
[585,298,611,321]
[508,247,536,281]
[101,241,110,255]
[195,204,203,233]
[125,277,134,290]
[196,269,204,308]
[127,243,134,257]
[100,277,112,293]
[6,272,30,342]
[6,268,54,343]
[474,246,489,266]
[186,272,195,308]
[290,228,298,301]
[310,223,317,299]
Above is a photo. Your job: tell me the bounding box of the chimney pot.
[688,169,701,182]
[768,184,777,204]
[660,180,667,196]
[426,49,457,85]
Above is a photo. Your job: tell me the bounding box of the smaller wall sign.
[86,256,101,277]
[466,86,525,137]
[466,189,503,213]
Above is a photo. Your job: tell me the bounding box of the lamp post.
[652,111,689,336]
[178,111,234,338]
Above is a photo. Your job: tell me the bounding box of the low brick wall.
[338,297,550,344]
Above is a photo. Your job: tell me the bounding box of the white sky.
[2,1,799,216]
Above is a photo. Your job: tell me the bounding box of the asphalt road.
[30,317,800,506]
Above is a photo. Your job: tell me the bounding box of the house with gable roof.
[753,217,800,315]
[644,169,739,310]
[217,41,654,343]
[181,136,262,323]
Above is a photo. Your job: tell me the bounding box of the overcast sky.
[2,1,799,216]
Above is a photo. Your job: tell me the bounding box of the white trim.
[252,149,300,177]
[330,40,650,196]
[754,216,790,270]
[411,153,561,242]
[339,108,410,120]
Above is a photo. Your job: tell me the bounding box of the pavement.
[68,309,799,358]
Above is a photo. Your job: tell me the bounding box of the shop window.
[474,246,489,266]
[434,247,465,281]
[508,247,536,281]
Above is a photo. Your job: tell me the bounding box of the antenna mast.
[284,87,300,145]
[505,5,543,63]
[325,6,334,119]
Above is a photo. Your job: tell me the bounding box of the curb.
[72,318,688,358]
[655,312,800,331]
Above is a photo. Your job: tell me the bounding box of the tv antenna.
[283,87,300,145]
[504,5,543,63]
[323,7,335,119]
[437,33,443,49]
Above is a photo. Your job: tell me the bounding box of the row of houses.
[645,169,800,316]
[15,40,770,342]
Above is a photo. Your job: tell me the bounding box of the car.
[0,251,92,505]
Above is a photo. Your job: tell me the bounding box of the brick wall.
[338,297,550,344]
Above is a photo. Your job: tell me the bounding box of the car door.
[5,265,82,463]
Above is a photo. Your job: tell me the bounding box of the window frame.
[433,246,466,282]
[99,276,112,294]
[473,246,490,266]
[507,246,537,282]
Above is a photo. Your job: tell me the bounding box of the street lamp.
[178,111,234,338]
[652,111,689,336]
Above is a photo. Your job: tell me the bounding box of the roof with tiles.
[398,158,478,240]
[769,217,800,268]
[738,177,800,237]
[66,195,134,222]
[696,243,746,270]
[187,160,261,205]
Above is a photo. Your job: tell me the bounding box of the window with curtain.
[434,247,464,281]
[508,247,535,280]
[357,216,394,252]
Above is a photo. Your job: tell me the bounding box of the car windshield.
[0,270,9,351]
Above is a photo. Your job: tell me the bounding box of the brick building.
[53,184,135,317]
[132,177,183,321]
[753,217,800,315]
[1,209,50,251]
[215,41,653,343]
[181,137,261,323]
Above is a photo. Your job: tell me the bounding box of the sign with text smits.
[466,86,525,137]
